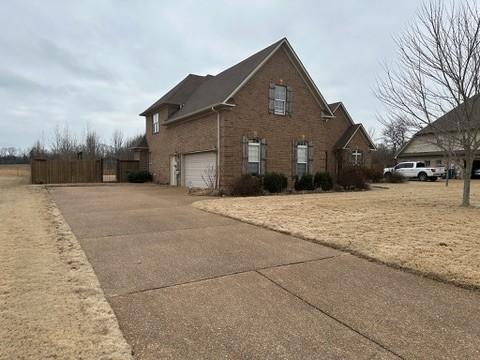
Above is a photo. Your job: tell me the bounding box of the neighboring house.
[138,38,376,189]
[396,100,480,177]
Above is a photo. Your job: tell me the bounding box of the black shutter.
[268,82,275,113]
[242,136,248,174]
[292,140,298,178]
[286,86,293,115]
[260,138,267,175]
[307,141,314,174]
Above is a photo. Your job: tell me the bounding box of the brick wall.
[324,106,353,175]
[220,47,330,189]
[145,112,217,184]
[339,129,374,169]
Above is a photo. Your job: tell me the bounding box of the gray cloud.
[0,0,423,149]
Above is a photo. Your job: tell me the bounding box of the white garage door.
[183,151,216,188]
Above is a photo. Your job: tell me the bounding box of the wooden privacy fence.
[31,159,102,184]
[117,159,140,182]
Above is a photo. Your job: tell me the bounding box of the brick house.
[138,38,375,189]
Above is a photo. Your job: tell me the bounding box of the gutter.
[162,102,235,125]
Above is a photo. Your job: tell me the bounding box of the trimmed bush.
[337,167,369,190]
[294,174,315,191]
[359,167,384,183]
[263,172,288,193]
[127,170,152,183]
[313,171,333,191]
[231,175,263,196]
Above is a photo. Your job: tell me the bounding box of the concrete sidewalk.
[51,185,480,360]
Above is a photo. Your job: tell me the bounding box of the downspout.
[211,106,220,189]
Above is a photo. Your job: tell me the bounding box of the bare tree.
[378,114,412,154]
[377,1,480,206]
[83,127,102,160]
[111,129,124,156]
[51,124,78,159]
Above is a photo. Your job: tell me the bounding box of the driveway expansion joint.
[108,254,343,299]
[78,222,237,241]
[255,270,405,360]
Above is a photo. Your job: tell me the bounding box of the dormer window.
[274,85,287,115]
[152,113,159,134]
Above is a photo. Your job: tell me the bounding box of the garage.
[183,151,217,188]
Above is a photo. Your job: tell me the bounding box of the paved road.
[51,185,480,360]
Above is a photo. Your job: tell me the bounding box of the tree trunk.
[462,154,474,207]
[445,154,450,187]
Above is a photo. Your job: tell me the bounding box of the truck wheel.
[418,172,428,181]
[384,172,392,179]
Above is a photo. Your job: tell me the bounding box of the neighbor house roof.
[335,124,376,150]
[140,38,334,122]
[418,94,480,135]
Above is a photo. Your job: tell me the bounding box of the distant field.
[0,164,30,177]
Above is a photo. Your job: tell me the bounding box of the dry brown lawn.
[0,163,30,177]
[194,180,480,289]
[0,172,132,359]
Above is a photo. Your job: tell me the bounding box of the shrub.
[337,167,369,190]
[360,167,384,183]
[313,171,333,191]
[127,170,152,183]
[294,174,315,191]
[231,175,263,196]
[385,172,407,183]
[263,172,288,193]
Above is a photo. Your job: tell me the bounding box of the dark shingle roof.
[169,39,286,121]
[335,124,362,149]
[140,37,336,123]
[328,102,342,113]
[140,39,285,119]
[418,95,480,135]
[139,74,211,116]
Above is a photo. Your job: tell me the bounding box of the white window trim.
[152,113,159,134]
[274,85,287,115]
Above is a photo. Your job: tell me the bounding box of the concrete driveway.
[50,185,480,360]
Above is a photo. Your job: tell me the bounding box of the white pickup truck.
[384,161,445,181]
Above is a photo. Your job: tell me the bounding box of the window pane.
[297,145,308,164]
[274,100,285,114]
[296,163,307,177]
[274,85,286,100]
[248,143,260,162]
[247,162,259,175]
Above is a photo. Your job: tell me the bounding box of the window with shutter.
[247,141,261,175]
[296,144,308,177]
[273,85,287,115]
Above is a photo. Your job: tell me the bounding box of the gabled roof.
[328,101,355,125]
[335,124,376,150]
[140,38,334,122]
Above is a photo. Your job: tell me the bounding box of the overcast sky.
[0,0,422,149]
